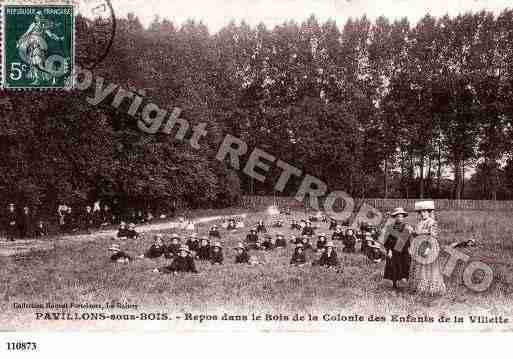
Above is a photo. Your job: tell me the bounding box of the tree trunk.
[419,152,425,199]
[426,154,433,197]
[489,158,498,201]
[384,157,388,199]
[454,158,463,200]
[436,144,442,197]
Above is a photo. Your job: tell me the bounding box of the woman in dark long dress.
[383,207,413,290]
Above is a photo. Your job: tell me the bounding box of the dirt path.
[0,213,250,257]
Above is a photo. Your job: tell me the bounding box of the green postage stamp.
[2,1,75,89]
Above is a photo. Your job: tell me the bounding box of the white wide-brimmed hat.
[414,200,435,211]
[390,207,408,217]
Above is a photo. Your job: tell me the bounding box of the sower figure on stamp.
[382,207,412,291]
[16,10,65,85]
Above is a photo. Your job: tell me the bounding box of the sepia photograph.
[0,0,512,347]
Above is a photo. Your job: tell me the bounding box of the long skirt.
[384,251,410,282]
[409,239,446,296]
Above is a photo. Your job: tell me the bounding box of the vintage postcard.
[0,0,513,350]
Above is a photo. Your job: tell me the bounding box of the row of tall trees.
[2,10,513,213]
[210,10,513,200]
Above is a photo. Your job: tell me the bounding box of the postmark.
[2,1,75,89]
[75,0,115,70]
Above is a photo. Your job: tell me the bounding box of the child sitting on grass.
[332,226,344,242]
[226,218,237,230]
[329,217,338,231]
[272,219,283,228]
[209,225,221,238]
[109,243,132,263]
[197,236,211,260]
[154,245,197,274]
[319,242,340,268]
[234,243,250,264]
[261,233,274,250]
[450,237,477,248]
[364,235,385,263]
[343,228,357,253]
[245,228,261,250]
[290,219,301,230]
[290,244,307,266]
[301,235,313,251]
[165,234,181,258]
[316,233,328,250]
[126,223,139,239]
[210,242,224,265]
[256,220,267,233]
[186,233,200,253]
[117,222,129,240]
[301,221,315,236]
[140,234,167,259]
[274,233,287,248]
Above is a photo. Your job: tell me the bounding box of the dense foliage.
[2,10,513,213]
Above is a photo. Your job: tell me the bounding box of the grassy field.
[0,209,512,331]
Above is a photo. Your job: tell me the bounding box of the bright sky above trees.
[114,0,512,32]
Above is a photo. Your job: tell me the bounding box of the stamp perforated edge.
[1,0,76,91]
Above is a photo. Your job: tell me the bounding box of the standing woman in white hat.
[409,201,446,296]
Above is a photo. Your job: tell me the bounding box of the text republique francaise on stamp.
[1,0,74,89]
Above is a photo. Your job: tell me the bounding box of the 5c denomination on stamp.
[2,1,75,89]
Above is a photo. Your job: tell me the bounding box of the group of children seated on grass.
[108,213,389,274]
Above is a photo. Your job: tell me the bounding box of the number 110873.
[6,341,37,351]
